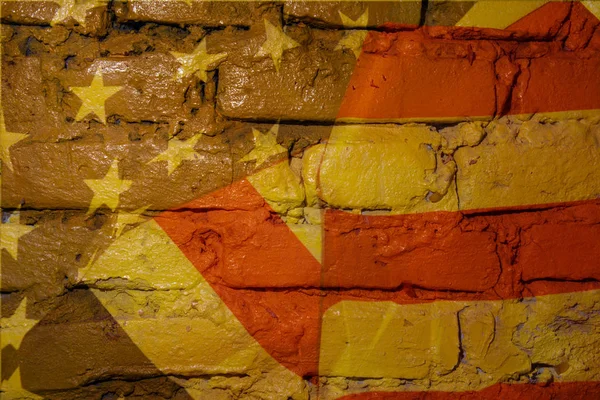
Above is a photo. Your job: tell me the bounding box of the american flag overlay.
[1,1,600,399]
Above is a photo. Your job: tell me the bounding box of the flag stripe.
[303,119,600,214]
[338,3,600,121]
[155,181,600,377]
[337,382,600,399]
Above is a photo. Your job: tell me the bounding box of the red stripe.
[156,181,600,376]
[337,3,600,120]
[337,381,600,399]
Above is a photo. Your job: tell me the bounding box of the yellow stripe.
[301,116,600,214]
[583,0,600,20]
[320,289,600,386]
[305,124,459,214]
[456,1,550,29]
[455,117,600,210]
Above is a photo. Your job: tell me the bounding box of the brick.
[2,120,333,210]
[509,55,600,115]
[323,210,500,292]
[1,131,233,210]
[425,1,476,26]
[113,0,280,28]
[14,288,292,391]
[56,54,190,123]
[1,1,59,26]
[519,223,600,283]
[505,1,572,39]
[216,26,356,122]
[320,301,461,379]
[0,210,115,302]
[1,0,109,36]
[303,125,458,213]
[459,302,530,378]
[1,56,48,135]
[320,290,600,382]
[454,118,600,211]
[337,30,497,122]
[284,1,422,28]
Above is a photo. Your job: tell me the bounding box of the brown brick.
[283,0,422,28]
[1,0,109,36]
[216,26,356,122]
[424,1,476,26]
[1,131,234,210]
[1,210,116,302]
[113,0,280,28]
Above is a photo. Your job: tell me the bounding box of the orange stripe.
[337,382,600,399]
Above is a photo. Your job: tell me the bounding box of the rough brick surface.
[284,1,422,28]
[2,2,600,400]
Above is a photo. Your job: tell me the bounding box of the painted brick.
[1,133,232,210]
[1,0,109,36]
[113,0,280,27]
[216,27,355,122]
[283,1,422,28]
[303,124,458,213]
[454,118,600,211]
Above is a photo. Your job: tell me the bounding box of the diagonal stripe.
[455,1,550,29]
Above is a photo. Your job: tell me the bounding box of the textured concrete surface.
[1,1,600,399]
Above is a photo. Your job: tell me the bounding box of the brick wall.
[1,1,600,399]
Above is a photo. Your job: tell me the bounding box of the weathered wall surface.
[1,1,600,399]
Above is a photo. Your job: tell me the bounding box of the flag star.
[335,10,369,59]
[0,299,42,397]
[256,19,300,73]
[0,214,34,260]
[149,134,202,175]
[171,38,227,82]
[0,368,44,399]
[70,69,123,124]
[51,0,101,28]
[239,125,287,168]
[0,113,27,172]
[113,206,149,238]
[84,159,132,215]
[339,9,369,28]
[0,299,38,351]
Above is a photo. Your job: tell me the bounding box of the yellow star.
[339,9,369,28]
[0,367,44,399]
[84,159,132,215]
[149,134,202,175]
[0,299,42,398]
[0,113,27,171]
[51,0,101,28]
[0,299,38,351]
[0,213,34,260]
[113,206,149,238]
[239,125,287,168]
[335,10,369,59]
[70,69,123,124]
[256,19,300,73]
[171,38,227,82]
